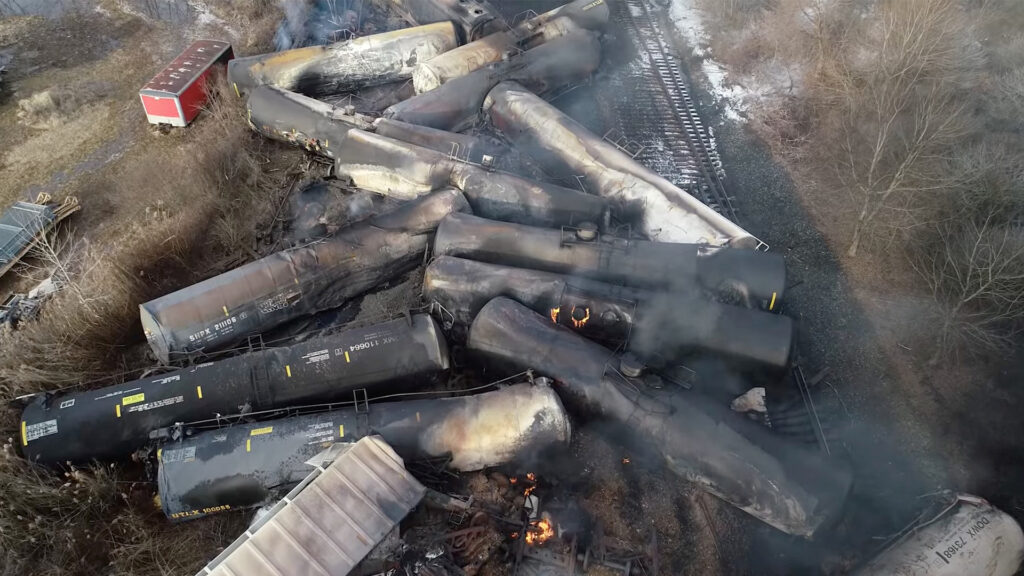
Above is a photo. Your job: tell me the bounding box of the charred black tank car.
[140,189,468,363]
[424,256,793,371]
[157,383,570,521]
[467,297,850,538]
[433,212,787,310]
[19,315,448,465]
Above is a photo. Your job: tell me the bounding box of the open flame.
[525,518,555,546]
[571,305,590,328]
[522,472,538,496]
[549,307,560,323]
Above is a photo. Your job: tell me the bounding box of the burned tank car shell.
[141,190,469,363]
[424,256,792,370]
[385,0,506,42]
[158,383,570,521]
[334,129,608,228]
[374,118,507,166]
[855,494,1024,576]
[467,298,851,538]
[245,86,372,159]
[227,22,458,97]
[433,212,786,310]
[19,315,448,465]
[383,31,601,132]
[411,0,610,94]
[485,81,757,248]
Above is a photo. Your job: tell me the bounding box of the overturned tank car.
[384,31,601,132]
[19,315,448,465]
[374,118,507,166]
[245,87,505,163]
[433,212,786,310]
[140,189,469,363]
[245,86,373,158]
[157,382,570,521]
[424,256,793,371]
[227,22,458,97]
[855,493,1023,576]
[485,81,757,248]
[467,297,851,537]
[334,129,608,227]
[412,0,610,93]
[385,0,506,42]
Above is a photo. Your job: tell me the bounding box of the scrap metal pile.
[14,1,1024,574]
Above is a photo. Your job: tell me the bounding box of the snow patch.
[669,0,747,122]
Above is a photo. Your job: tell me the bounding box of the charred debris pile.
[12,1,1024,575]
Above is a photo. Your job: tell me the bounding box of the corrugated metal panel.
[0,202,55,265]
[197,436,425,576]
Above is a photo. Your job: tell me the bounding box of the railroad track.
[610,0,738,224]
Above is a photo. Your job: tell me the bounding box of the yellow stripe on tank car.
[21,421,27,446]
[115,405,121,418]
[286,365,292,377]
[196,386,203,399]
[344,351,350,363]
[769,292,778,311]
[246,438,251,452]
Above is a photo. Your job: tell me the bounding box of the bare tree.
[16,227,100,308]
[818,0,983,256]
[912,209,1024,363]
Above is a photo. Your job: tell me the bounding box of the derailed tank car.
[411,0,610,93]
[384,31,601,132]
[485,81,758,248]
[424,256,793,371]
[433,213,786,310]
[245,86,373,158]
[467,297,851,537]
[157,382,570,521]
[245,88,505,163]
[20,315,448,465]
[855,493,1024,576]
[334,129,609,227]
[141,189,469,363]
[227,22,458,97]
[384,0,506,42]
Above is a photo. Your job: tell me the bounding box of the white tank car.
[856,493,1024,576]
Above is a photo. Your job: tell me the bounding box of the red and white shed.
[139,40,234,127]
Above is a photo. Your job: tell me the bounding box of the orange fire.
[524,485,536,497]
[549,307,560,323]
[622,457,631,464]
[526,472,536,482]
[525,518,555,545]
[510,477,518,484]
[571,305,591,328]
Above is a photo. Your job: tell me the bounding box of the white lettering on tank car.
[25,420,58,441]
[302,349,330,364]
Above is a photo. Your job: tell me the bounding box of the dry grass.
[687,0,1024,360]
[0,77,290,574]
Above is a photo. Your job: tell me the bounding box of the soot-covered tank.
[19,314,449,465]
[157,382,570,521]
